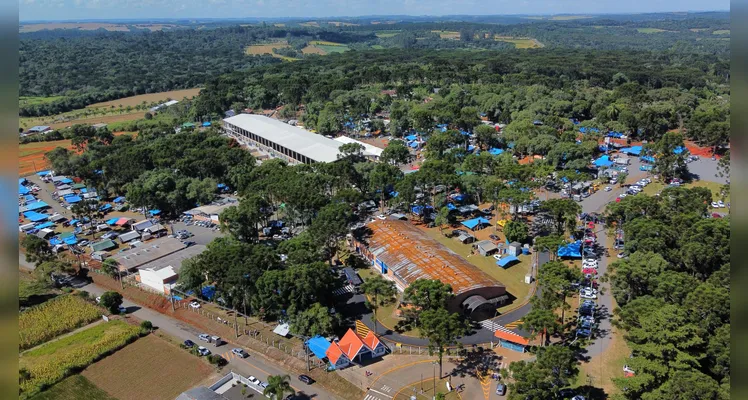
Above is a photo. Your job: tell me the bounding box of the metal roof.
[363,220,504,296]
[110,237,186,270]
[333,136,384,157]
[137,244,206,272]
[223,114,343,163]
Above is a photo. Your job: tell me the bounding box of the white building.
[333,136,384,161]
[223,114,345,164]
[138,266,178,294]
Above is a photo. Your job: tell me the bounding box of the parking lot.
[169,219,224,246]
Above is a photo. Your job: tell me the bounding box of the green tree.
[652,131,689,180]
[419,308,468,377]
[520,306,558,346]
[534,235,565,260]
[368,163,403,212]
[263,374,295,400]
[403,279,454,314]
[360,275,397,334]
[380,140,411,165]
[99,291,123,314]
[474,124,497,150]
[617,171,629,187]
[308,203,353,264]
[219,195,269,243]
[537,261,582,325]
[338,142,366,159]
[290,302,341,337]
[504,220,529,243]
[541,199,581,235]
[35,260,75,284]
[503,345,578,400]
[433,206,451,236]
[21,235,54,266]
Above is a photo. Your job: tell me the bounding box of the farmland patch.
[29,375,114,400]
[20,295,104,350]
[87,88,202,109]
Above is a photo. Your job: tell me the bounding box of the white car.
[580,289,597,299]
[231,348,249,358]
[95,296,101,303]
[493,254,502,260]
[619,193,628,198]
[248,376,261,386]
[189,301,201,309]
[377,214,387,220]
[604,186,612,192]
[717,200,725,208]
[198,333,210,342]
[197,346,211,356]
[711,201,720,208]
[583,261,598,268]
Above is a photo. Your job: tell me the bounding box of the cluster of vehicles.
[616,177,651,201]
[181,214,219,231]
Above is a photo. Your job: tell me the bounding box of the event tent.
[593,155,613,168]
[23,201,49,211]
[65,196,82,203]
[113,196,126,203]
[496,255,519,268]
[461,217,491,230]
[19,185,29,195]
[23,211,48,222]
[620,146,642,156]
[306,336,332,360]
[106,217,120,225]
[35,221,54,229]
[557,241,582,258]
[489,148,504,155]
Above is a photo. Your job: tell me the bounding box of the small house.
[119,230,141,243]
[456,232,476,244]
[508,242,522,257]
[475,240,498,256]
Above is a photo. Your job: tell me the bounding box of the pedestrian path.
[478,319,502,332]
[505,319,522,329]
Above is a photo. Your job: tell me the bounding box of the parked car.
[489,234,500,241]
[183,340,195,348]
[376,214,387,220]
[231,348,249,358]
[189,301,201,309]
[197,346,211,356]
[717,200,725,208]
[198,333,210,342]
[496,383,507,396]
[211,336,224,346]
[260,382,269,389]
[604,186,612,192]
[248,376,261,386]
[77,239,89,246]
[298,375,314,385]
[576,328,592,337]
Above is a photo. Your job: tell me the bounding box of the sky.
[19,0,730,22]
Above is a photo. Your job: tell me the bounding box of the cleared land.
[20,96,65,106]
[21,111,142,131]
[301,45,326,55]
[245,41,295,60]
[82,334,214,400]
[87,88,202,109]
[19,139,74,177]
[299,21,320,27]
[713,30,730,35]
[20,23,175,32]
[20,295,104,350]
[495,36,543,49]
[29,375,114,400]
[19,320,142,399]
[636,28,672,33]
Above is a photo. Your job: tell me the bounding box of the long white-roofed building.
[223,114,345,164]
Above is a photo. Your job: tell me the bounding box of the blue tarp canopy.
[411,205,432,215]
[99,204,112,211]
[113,196,125,203]
[69,219,79,225]
[620,146,642,156]
[447,203,457,211]
[65,196,82,203]
[36,170,51,176]
[80,188,88,193]
[24,201,49,211]
[49,238,62,245]
[599,145,608,152]
[202,121,212,127]
[461,217,490,230]
[63,237,78,245]
[497,255,519,268]
[19,185,30,195]
[24,195,36,203]
[489,148,504,155]
[557,241,582,258]
[23,211,48,222]
[217,183,227,189]
[408,141,418,148]
[640,155,655,163]
[60,178,73,184]
[201,285,216,300]
[148,209,161,215]
[405,134,418,141]
[306,336,331,360]
[460,130,471,136]
[673,146,686,154]
[467,145,476,152]
[106,217,120,225]
[594,155,613,168]
[35,221,54,229]
[452,194,466,202]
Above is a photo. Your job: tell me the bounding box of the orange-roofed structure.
[493,325,529,352]
[325,328,387,368]
[353,220,507,319]
[324,341,351,369]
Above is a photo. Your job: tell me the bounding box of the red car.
[583,268,598,275]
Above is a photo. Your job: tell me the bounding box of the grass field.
[494,36,543,49]
[82,334,213,400]
[640,180,729,206]
[375,31,401,38]
[29,375,115,400]
[21,110,144,131]
[245,41,298,60]
[712,30,730,35]
[20,320,142,399]
[87,88,202,109]
[301,45,326,55]
[636,28,671,33]
[20,96,65,106]
[431,30,460,39]
[315,44,350,53]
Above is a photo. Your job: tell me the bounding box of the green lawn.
[712,30,730,35]
[29,375,114,400]
[316,44,350,53]
[20,96,65,106]
[422,230,532,312]
[636,28,670,33]
[641,180,729,206]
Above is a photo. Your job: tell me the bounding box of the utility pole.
[234,308,238,338]
[432,362,436,400]
[305,342,310,372]
[170,291,175,312]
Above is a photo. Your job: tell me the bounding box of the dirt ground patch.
[245,41,290,55]
[88,89,202,109]
[82,334,214,400]
[301,45,326,55]
[21,112,144,131]
[19,139,74,176]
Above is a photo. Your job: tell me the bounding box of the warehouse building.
[223,114,344,164]
[352,220,507,318]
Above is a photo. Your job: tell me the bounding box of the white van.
[96,224,110,232]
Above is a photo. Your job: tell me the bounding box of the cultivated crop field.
[495,36,544,49]
[87,88,202,109]
[20,96,65,107]
[245,41,290,56]
[19,320,142,399]
[20,295,104,350]
[82,334,214,400]
[29,375,114,400]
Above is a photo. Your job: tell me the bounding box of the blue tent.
[447,203,457,211]
[35,221,54,229]
[65,196,82,203]
[408,141,419,149]
[69,219,79,225]
[106,217,120,225]
[60,178,73,184]
[80,188,88,193]
[113,196,125,203]
[599,145,608,152]
[19,184,30,195]
[467,145,476,152]
[63,237,78,245]
[306,336,332,360]
[594,155,613,168]
[23,211,48,222]
[217,183,227,189]
[620,146,642,156]
[99,204,112,212]
[497,255,519,268]
[640,155,655,163]
[461,217,490,230]
[405,134,418,141]
[148,209,161,216]
[452,194,466,203]
[557,241,582,258]
[460,130,471,136]
[49,238,62,245]
[201,286,216,300]
[24,201,49,211]
[24,195,36,203]
[202,121,212,127]
[489,148,504,155]
[36,170,51,176]
[579,127,588,133]
[673,146,686,154]
[507,142,516,149]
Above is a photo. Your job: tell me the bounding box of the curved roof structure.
[363,220,504,296]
